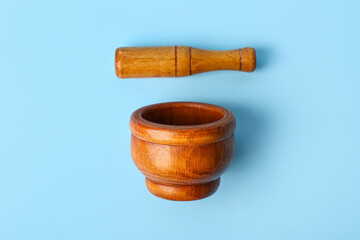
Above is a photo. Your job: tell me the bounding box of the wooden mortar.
[130,102,236,201]
[116,46,256,78]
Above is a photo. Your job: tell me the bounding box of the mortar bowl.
[130,102,236,201]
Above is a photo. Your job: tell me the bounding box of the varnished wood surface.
[116,46,256,78]
[130,102,236,201]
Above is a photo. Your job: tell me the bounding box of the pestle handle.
[115,46,256,78]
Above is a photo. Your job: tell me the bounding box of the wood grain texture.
[130,102,236,201]
[115,46,256,78]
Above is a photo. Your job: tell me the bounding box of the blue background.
[1,0,360,239]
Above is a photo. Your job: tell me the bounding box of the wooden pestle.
[115,46,256,78]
